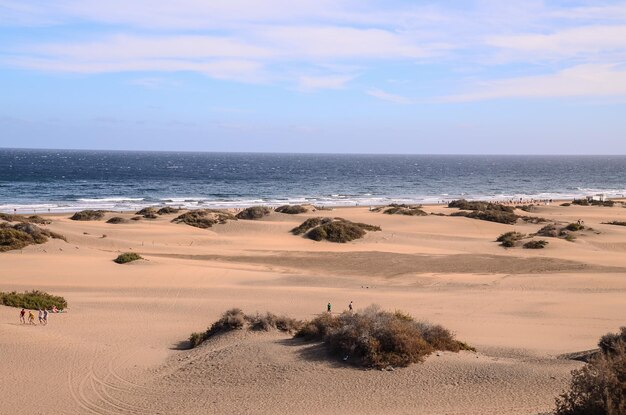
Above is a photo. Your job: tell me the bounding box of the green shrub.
[452,210,519,224]
[603,221,626,227]
[378,204,428,216]
[572,199,615,207]
[130,216,142,221]
[106,217,129,224]
[293,218,381,243]
[538,224,561,237]
[496,231,525,247]
[275,205,308,214]
[521,216,549,224]
[236,206,271,220]
[295,305,473,369]
[172,209,236,229]
[0,223,66,252]
[448,200,514,213]
[561,203,571,207]
[113,252,143,264]
[70,210,106,221]
[0,290,67,310]
[523,240,548,249]
[571,199,589,206]
[565,223,585,232]
[135,207,158,216]
[554,327,625,415]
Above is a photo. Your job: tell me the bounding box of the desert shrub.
[523,240,548,249]
[572,199,590,206]
[135,207,158,216]
[172,210,236,229]
[448,200,514,213]
[516,205,535,212]
[565,223,585,232]
[275,205,308,214]
[496,231,525,247]
[157,207,180,215]
[452,210,519,225]
[70,210,106,221]
[521,216,549,224]
[113,252,143,264]
[292,218,380,242]
[106,217,129,224]
[0,223,65,252]
[0,290,67,310]
[554,328,626,415]
[130,216,142,221]
[538,224,561,238]
[572,199,615,207]
[0,213,50,224]
[189,308,298,348]
[295,305,473,369]
[378,204,428,216]
[236,206,271,220]
[561,203,571,207]
[603,221,626,227]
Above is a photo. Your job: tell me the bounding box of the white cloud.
[367,88,413,104]
[298,75,354,90]
[445,64,626,102]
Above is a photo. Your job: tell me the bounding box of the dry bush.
[246,312,303,333]
[377,204,428,216]
[451,210,519,225]
[0,290,67,310]
[157,207,180,215]
[521,216,549,224]
[561,203,572,207]
[106,217,129,224]
[538,224,561,237]
[603,221,626,227]
[295,305,473,369]
[236,206,271,220]
[448,199,514,213]
[0,223,66,252]
[554,327,625,415]
[523,240,548,249]
[496,231,525,247]
[275,205,308,214]
[113,252,143,264]
[135,207,158,216]
[573,199,615,207]
[70,210,106,221]
[292,217,380,242]
[0,213,50,224]
[565,223,585,232]
[172,209,236,229]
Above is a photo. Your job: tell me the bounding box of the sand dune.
[1,203,626,414]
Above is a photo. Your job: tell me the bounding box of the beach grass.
[0,290,67,310]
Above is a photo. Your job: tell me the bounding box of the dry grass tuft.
[0,213,50,224]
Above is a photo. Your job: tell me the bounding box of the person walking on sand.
[327,302,332,313]
[28,311,35,325]
[19,308,26,324]
[43,309,48,325]
[348,301,353,312]
[38,309,43,325]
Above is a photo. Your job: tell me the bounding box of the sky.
[1,0,626,154]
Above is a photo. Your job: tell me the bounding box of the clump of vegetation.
[236,206,271,220]
[275,205,308,214]
[292,217,381,243]
[496,231,525,247]
[0,222,66,252]
[113,252,143,264]
[296,305,474,369]
[554,327,625,415]
[572,198,615,207]
[603,221,626,226]
[538,224,561,238]
[523,240,548,249]
[561,203,571,207]
[521,216,549,224]
[448,199,514,213]
[516,205,535,212]
[565,223,585,232]
[106,217,129,224]
[451,210,519,225]
[135,207,158,216]
[172,209,237,229]
[0,213,50,224]
[0,290,67,310]
[376,204,428,216]
[130,216,142,221]
[188,308,303,348]
[157,207,180,215]
[70,210,106,221]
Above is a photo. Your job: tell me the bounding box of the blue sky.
[1,0,626,154]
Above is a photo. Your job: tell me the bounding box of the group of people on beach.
[19,306,58,325]
[327,301,354,314]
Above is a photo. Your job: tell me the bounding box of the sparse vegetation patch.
[448,199,514,213]
[292,217,381,243]
[376,204,428,216]
[275,205,308,214]
[172,209,237,229]
[113,252,143,264]
[603,221,626,226]
[70,210,106,221]
[157,207,180,215]
[496,231,525,247]
[523,240,548,249]
[0,290,67,310]
[0,213,50,224]
[236,206,271,220]
[106,217,129,224]
[0,222,66,252]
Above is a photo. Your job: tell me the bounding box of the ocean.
[1,148,625,213]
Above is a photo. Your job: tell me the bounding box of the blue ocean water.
[1,148,625,213]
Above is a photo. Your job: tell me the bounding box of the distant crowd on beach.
[19,306,61,326]
[437,198,555,206]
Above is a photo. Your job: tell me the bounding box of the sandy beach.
[1,202,626,415]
